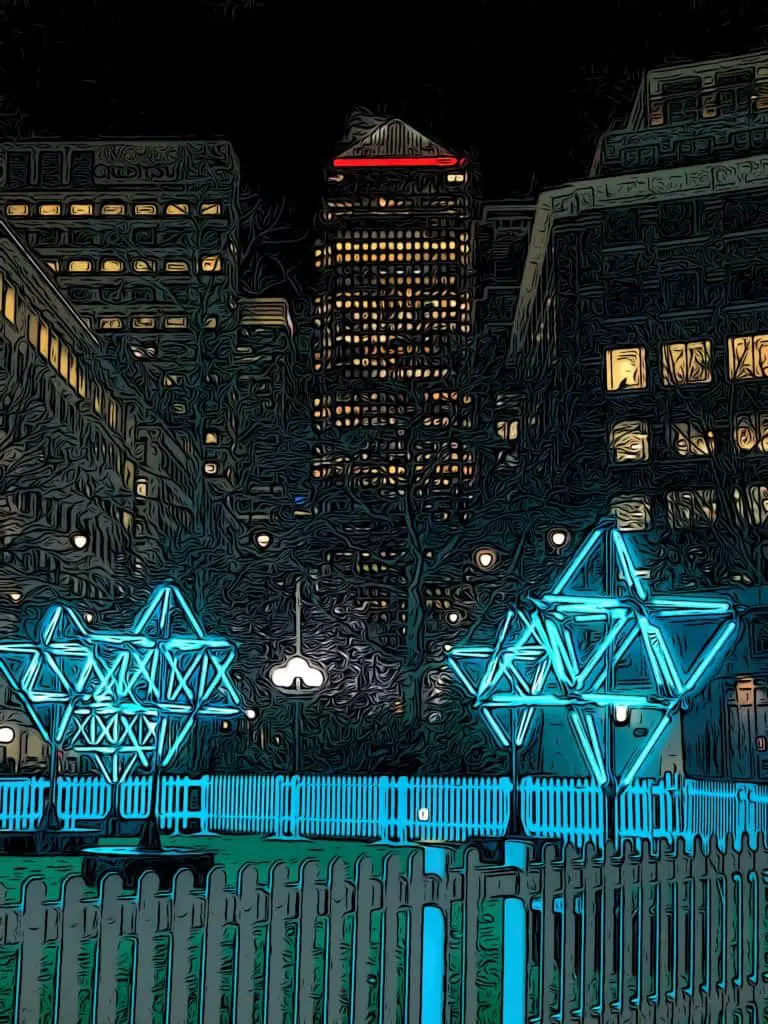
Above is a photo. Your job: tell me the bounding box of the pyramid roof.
[333,118,463,168]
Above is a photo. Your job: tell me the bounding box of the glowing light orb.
[270,655,325,690]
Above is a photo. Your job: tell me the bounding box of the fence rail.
[3,772,768,847]
[1,838,766,1023]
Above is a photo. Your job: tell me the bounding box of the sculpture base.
[81,845,215,889]
[0,829,100,856]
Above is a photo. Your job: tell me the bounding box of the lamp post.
[269,579,325,774]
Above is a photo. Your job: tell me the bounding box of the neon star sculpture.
[0,584,243,786]
[448,520,739,789]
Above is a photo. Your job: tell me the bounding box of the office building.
[0,140,240,480]
[311,118,477,656]
[509,49,768,778]
[0,216,194,771]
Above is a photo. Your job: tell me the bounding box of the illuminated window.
[204,316,218,328]
[661,339,711,385]
[495,420,519,443]
[164,316,188,329]
[446,173,465,182]
[49,334,59,367]
[101,203,126,216]
[738,485,768,525]
[165,203,189,216]
[611,495,651,531]
[203,462,219,476]
[201,202,222,216]
[134,203,157,216]
[132,259,156,273]
[610,420,649,462]
[6,203,29,216]
[132,316,156,330]
[136,479,148,498]
[200,255,222,273]
[667,489,717,528]
[605,347,647,391]
[672,422,715,457]
[99,316,124,330]
[101,258,124,273]
[728,333,768,380]
[46,260,60,273]
[164,259,190,273]
[2,284,15,325]
[68,259,93,273]
[204,431,219,444]
[69,203,93,216]
[735,411,768,453]
[39,204,61,216]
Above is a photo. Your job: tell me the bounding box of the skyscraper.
[311,118,477,689]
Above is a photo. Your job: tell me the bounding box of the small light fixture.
[71,533,89,550]
[444,643,453,652]
[83,611,94,624]
[245,708,256,720]
[0,726,14,744]
[614,705,630,725]
[474,548,498,570]
[547,528,571,553]
[255,533,271,549]
[8,592,21,604]
[417,807,430,822]
[446,610,461,624]
[221,720,230,731]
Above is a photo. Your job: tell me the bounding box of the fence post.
[420,846,448,1024]
[502,839,530,1024]
[395,777,410,844]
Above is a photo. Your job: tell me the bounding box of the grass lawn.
[0,836,505,1024]
[0,834,410,902]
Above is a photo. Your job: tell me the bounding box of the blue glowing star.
[448,521,738,788]
[0,585,243,783]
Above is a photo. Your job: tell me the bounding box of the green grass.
[0,837,505,1023]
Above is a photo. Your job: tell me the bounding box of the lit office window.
[667,489,717,528]
[736,485,768,525]
[164,316,188,329]
[203,462,219,475]
[134,203,157,216]
[136,479,148,498]
[133,259,156,273]
[671,422,715,456]
[3,284,15,325]
[101,203,126,216]
[99,317,124,330]
[6,203,29,216]
[165,203,189,216]
[661,340,712,385]
[68,259,92,272]
[728,333,768,380]
[204,316,218,328]
[610,420,649,462]
[46,260,60,273]
[101,259,124,273]
[164,259,190,273]
[204,431,219,444]
[200,255,223,273]
[132,316,156,330]
[39,204,61,216]
[70,203,93,216]
[610,495,651,531]
[605,347,647,391]
[201,202,222,216]
[734,411,768,453]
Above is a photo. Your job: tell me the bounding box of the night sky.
[0,1,766,212]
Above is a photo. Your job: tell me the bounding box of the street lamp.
[547,528,571,553]
[269,579,326,773]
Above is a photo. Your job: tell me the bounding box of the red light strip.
[332,156,462,168]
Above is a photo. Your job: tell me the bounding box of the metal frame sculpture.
[0,584,243,837]
[448,520,738,790]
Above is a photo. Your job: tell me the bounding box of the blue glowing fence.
[3,773,768,848]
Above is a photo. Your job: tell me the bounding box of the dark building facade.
[509,49,768,779]
[0,140,240,487]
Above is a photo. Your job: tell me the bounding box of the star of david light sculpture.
[447,520,739,790]
[0,584,244,837]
